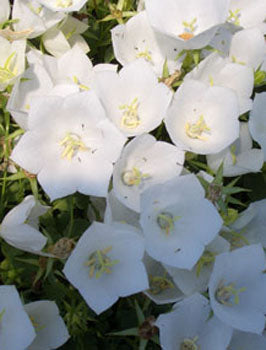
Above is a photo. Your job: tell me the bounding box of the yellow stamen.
[227,9,241,26]
[135,48,152,62]
[215,280,246,306]
[121,167,150,186]
[119,97,140,129]
[84,246,119,279]
[157,212,181,235]
[59,132,88,161]
[179,18,197,40]
[148,274,174,295]
[180,336,199,350]
[73,76,90,91]
[0,52,17,84]
[29,315,46,332]
[185,115,211,141]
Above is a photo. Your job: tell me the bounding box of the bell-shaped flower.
[93,59,173,137]
[165,236,230,296]
[0,36,26,91]
[111,11,182,76]
[249,92,266,161]
[104,189,140,229]
[12,0,65,38]
[227,0,266,30]
[144,253,184,305]
[0,285,36,350]
[7,62,54,130]
[228,330,266,350]
[11,92,126,201]
[42,15,89,57]
[0,195,50,254]
[208,244,266,334]
[34,0,87,12]
[156,293,233,350]
[0,0,10,25]
[229,27,266,70]
[63,222,149,315]
[224,199,266,248]
[25,300,70,350]
[113,134,184,212]
[207,122,264,177]
[8,46,116,130]
[165,79,240,155]
[42,45,116,89]
[146,0,230,50]
[185,52,254,114]
[140,174,223,269]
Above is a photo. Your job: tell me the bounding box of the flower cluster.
[0,0,266,348]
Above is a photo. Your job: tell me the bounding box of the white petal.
[0,285,36,350]
[25,300,69,350]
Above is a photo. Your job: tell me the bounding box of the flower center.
[121,167,150,186]
[59,132,88,161]
[0,52,17,84]
[179,18,197,40]
[156,212,181,235]
[135,47,152,62]
[55,0,73,7]
[227,8,241,26]
[215,280,246,306]
[84,246,119,279]
[119,97,140,129]
[148,274,174,295]
[72,76,90,91]
[185,115,211,141]
[180,336,199,350]
[29,315,45,332]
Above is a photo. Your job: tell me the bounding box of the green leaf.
[197,175,209,191]
[139,338,148,350]
[150,335,160,345]
[213,163,223,185]
[134,299,145,324]
[6,128,24,140]
[254,69,266,86]
[226,196,247,207]
[222,186,250,195]
[2,172,26,181]
[14,258,39,267]
[44,258,54,280]
[108,327,139,336]
[162,59,169,79]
